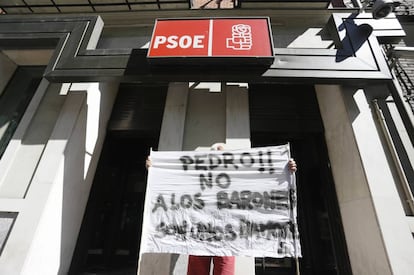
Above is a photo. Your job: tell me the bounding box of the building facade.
[0,1,413,275]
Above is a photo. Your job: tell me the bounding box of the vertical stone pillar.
[225,84,255,275]
[138,82,189,275]
[315,84,414,275]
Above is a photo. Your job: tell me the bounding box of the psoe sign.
[147,18,274,65]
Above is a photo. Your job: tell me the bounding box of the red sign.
[147,18,274,59]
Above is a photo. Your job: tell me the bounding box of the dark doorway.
[69,84,167,275]
[249,84,352,275]
[70,82,352,275]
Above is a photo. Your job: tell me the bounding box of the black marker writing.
[217,190,289,210]
[199,172,231,191]
[152,192,205,212]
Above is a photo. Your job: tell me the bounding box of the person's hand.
[288,159,297,173]
[145,156,152,169]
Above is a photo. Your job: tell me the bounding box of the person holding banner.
[145,143,297,275]
[187,143,235,275]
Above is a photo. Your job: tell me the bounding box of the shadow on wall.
[336,14,373,62]
[0,67,44,158]
[59,83,118,274]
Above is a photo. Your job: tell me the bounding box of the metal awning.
[0,0,331,14]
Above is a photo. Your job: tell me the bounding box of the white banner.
[140,144,301,258]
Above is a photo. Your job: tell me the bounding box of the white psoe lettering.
[153,35,205,49]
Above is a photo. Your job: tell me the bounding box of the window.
[0,66,44,159]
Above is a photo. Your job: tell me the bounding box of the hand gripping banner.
[140,144,301,258]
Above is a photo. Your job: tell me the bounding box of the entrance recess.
[69,84,167,274]
[249,84,352,275]
[70,83,351,275]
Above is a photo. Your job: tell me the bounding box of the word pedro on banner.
[141,145,301,258]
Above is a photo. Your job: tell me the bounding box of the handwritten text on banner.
[141,144,301,258]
